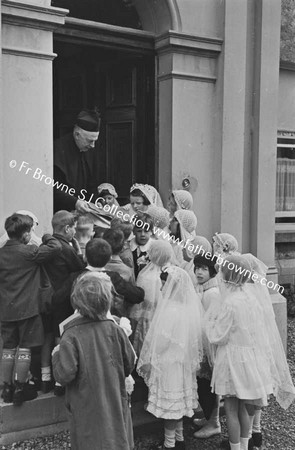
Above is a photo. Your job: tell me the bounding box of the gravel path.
[2,318,295,450]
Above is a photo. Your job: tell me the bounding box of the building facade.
[0,0,285,335]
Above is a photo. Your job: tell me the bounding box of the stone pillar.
[250,0,287,348]
[0,0,3,219]
[220,0,286,348]
[220,0,251,250]
[1,0,68,234]
[155,31,222,237]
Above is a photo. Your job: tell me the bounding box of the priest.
[53,109,101,213]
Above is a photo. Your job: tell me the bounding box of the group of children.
[0,182,294,450]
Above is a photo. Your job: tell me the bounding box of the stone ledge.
[271,292,287,353]
[0,394,158,446]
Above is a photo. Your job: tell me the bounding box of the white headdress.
[130,184,163,207]
[174,209,197,242]
[172,190,193,210]
[97,183,118,198]
[213,232,238,254]
[146,205,170,229]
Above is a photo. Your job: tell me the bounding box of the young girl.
[97,183,119,207]
[146,204,170,236]
[212,232,239,259]
[205,255,281,450]
[137,265,203,450]
[129,240,173,355]
[52,272,136,450]
[123,184,163,216]
[193,253,221,439]
[179,235,212,285]
[169,209,197,266]
[167,190,193,218]
[243,253,295,449]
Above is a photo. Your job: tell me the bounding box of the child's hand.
[51,344,60,356]
[120,317,132,337]
[125,375,135,395]
[71,237,82,255]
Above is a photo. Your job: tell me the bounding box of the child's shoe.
[150,442,175,450]
[252,432,262,448]
[54,384,65,396]
[175,441,186,449]
[13,381,38,406]
[248,437,254,450]
[41,380,55,394]
[220,439,254,450]
[12,382,25,406]
[1,383,14,403]
[194,423,221,438]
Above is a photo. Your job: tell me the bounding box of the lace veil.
[243,253,295,409]
[137,265,203,384]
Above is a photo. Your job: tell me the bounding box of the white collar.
[86,265,105,271]
[129,238,152,253]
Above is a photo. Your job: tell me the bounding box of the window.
[276,131,295,218]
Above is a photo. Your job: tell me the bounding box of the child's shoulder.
[224,289,248,306]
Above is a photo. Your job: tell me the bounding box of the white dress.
[137,266,203,419]
[206,288,275,405]
[129,262,162,356]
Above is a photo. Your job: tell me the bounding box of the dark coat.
[52,316,135,450]
[44,234,86,306]
[54,133,100,212]
[0,235,61,321]
[81,268,145,315]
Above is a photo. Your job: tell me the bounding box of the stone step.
[0,392,160,446]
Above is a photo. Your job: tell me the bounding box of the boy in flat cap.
[54,109,101,213]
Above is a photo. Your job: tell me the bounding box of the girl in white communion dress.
[206,254,294,450]
[137,265,203,449]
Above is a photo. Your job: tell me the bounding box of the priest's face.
[74,128,99,152]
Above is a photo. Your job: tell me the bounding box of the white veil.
[129,240,173,355]
[137,265,203,384]
[243,253,295,409]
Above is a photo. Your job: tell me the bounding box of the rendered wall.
[278,67,295,130]
[0,0,67,235]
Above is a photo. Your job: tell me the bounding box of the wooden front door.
[53,43,155,203]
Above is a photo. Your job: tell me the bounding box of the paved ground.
[2,318,295,450]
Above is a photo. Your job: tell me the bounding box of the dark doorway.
[53,40,155,202]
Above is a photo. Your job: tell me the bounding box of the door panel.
[53,42,155,203]
[106,121,135,195]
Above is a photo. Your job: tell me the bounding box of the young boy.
[43,210,86,395]
[110,218,134,269]
[75,214,94,258]
[84,238,144,316]
[0,213,61,405]
[193,253,221,439]
[103,228,135,283]
[52,272,135,450]
[130,213,154,279]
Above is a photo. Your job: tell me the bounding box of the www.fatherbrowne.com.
[95,203,284,295]
[153,227,284,295]
[12,161,283,294]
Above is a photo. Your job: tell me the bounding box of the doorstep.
[0,393,159,446]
